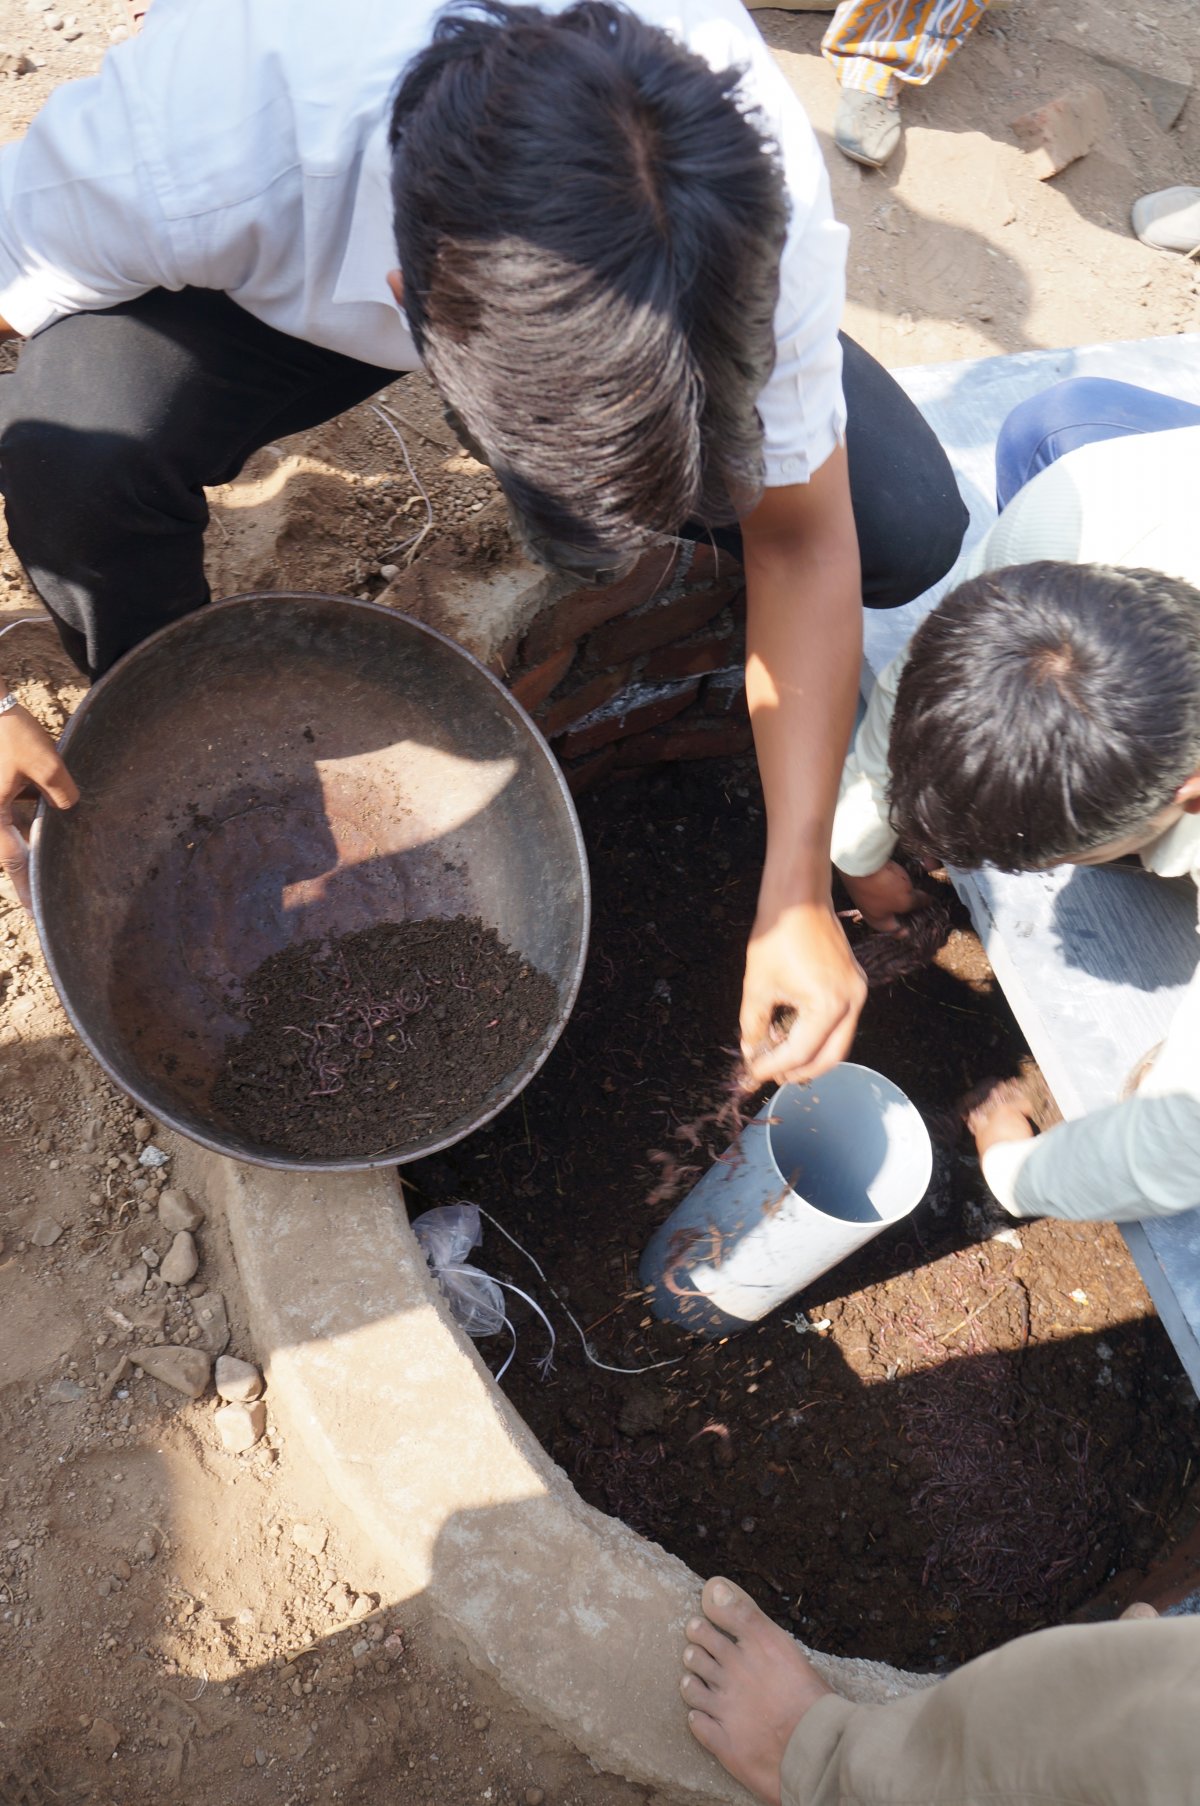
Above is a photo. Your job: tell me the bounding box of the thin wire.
[0,613,52,643]
[477,1206,682,1376]
[369,401,435,564]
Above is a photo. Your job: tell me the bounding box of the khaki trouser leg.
[781,1619,1200,1806]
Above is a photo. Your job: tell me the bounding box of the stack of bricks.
[505,540,750,793]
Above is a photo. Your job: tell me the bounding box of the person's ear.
[386,269,405,308]
[1177,770,1200,815]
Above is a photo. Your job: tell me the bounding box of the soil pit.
[213,916,557,1160]
[407,757,1200,1674]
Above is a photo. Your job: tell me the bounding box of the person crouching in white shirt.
[831,388,1200,1225]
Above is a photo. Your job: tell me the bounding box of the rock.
[525,1790,546,1806]
[84,1718,121,1756]
[136,1344,211,1399]
[159,1231,199,1287]
[28,1217,63,1247]
[138,1143,170,1168]
[214,1399,266,1453]
[43,10,63,27]
[347,1593,375,1621]
[0,52,36,74]
[290,1521,326,1557]
[132,1118,152,1143]
[133,1531,158,1562]
[378,563,399,582]
[46,1376,85,1403]
[114,1260,149,1300]
[216,1355,264,1404]
[1010,86,1107,180]
[158,1187,204,1233]
[191,1289,231,1355]
[471,1712,490,1732]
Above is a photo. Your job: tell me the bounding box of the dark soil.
[405,758,1200,1673]
[213,917,557,1160]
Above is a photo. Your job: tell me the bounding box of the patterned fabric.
[822,0,988,97]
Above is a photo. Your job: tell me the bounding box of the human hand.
[740,898,867,1089]
[839,860,933,934]
[0,704,79,908]
[965,1079,1036,1160]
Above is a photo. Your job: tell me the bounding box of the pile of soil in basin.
[213,916,557,1159]
[406,758,1200,1673]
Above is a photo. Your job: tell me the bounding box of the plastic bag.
[411,1202,507,1338]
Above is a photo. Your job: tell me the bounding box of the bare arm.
[739,445,867,1085]
[0,684,79,907]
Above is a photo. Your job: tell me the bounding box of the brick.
[642,622,739,683]
[556,677,701,760]
[509,643,576,713]
[539,663,633,739]
[520,546,679,664]
[587,579,741,667]
[562,746,620,796]
[702,666,749,718]
[1011,86,1107,180]
[686,542,742,586]
[612,714,756,768]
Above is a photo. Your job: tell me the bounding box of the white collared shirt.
[0,0,848,488]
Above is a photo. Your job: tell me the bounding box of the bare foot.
[680,1577,833,1806]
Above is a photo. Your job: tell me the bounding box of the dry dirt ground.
[1,0,1199,1799]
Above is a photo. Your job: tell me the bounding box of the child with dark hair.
[0,0,967,1081]
[831,379,1200,1223]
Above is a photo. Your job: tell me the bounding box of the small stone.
[525,1790,545,1806]
[114,1260,149,1300]
[133,1532,157,1562]
[472,1712,489,1732]
[113,1558,132,1581]
[347,1593,375,1621]
[133,1118,152,1143]
[191,1289,230,1355]
[290,1521,326,1557]
[43,10,63,27]
[138,1144,169,1168]
[158,1187,204,1232]
[367,1621,385,1643]
[217,1356,265,1404]
[84,1718,120,1756]
[159,1230,199,1286]
[28,1216,63,1247]
[214,1399,267,1453]
[1011,86,1107,180]
[63,28,81,41]
[135,1344,211,1399]
[47,1376,86,1403]
[351,1638,371,1658]
[378,563,399,582]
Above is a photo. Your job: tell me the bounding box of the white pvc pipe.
[639,1064,932,1337]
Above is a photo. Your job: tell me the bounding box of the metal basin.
[32,593,590,1169]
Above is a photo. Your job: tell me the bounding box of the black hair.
[887,561,1200,872]
[389,0,788,577]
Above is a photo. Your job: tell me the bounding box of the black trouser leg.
[687,332,968,609]
[0,288,399,678]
